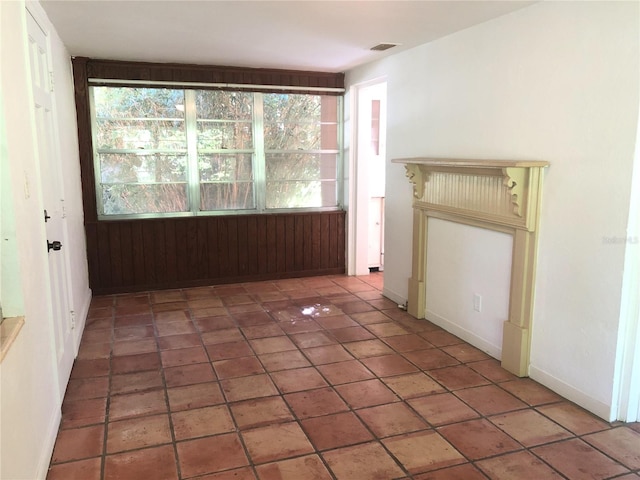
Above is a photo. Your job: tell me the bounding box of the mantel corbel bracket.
[404,164,430,199]
[502,167,525,217]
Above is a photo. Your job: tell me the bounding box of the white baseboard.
[425,310,502,360]
[36,406,62,480]
[73,288,92,356]
[382,287,406,307]
[529,365,612,421]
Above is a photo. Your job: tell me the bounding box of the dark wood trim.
[72,57,98,222]
[75,57,345,94]
[93,268,346,296]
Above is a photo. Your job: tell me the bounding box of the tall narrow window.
[195,91,255,211]
[93,87,189,215]
[263,94,339,209]
[91,86,341,218]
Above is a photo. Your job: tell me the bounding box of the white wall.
[0,1,90,478]
[0,105,25,318]
[346,1,639,420]
[426,218,512,359]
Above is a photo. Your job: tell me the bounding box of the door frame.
[347,77,387,276]
[611,104,640,422]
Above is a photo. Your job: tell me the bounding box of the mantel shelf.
[391,157,550,168]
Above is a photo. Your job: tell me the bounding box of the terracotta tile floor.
[47,273,640,480]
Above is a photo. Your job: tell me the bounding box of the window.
[91,86,341,218]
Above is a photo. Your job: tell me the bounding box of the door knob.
[47,240,62,252]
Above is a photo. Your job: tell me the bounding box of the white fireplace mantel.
[392,157,550,376]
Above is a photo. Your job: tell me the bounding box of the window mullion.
[337,95,344,208]
[184,90,199,214]
[253,92,266,212]
[89,87,106,216]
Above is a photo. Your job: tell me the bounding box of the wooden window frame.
[72,58,345,223]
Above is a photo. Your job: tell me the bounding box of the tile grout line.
[197,285,261,480]
[98,296,115,480]
[152,291,183,480]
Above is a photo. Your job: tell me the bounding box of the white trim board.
[529,365,612,421]
[73,288,92,355]
[382,286,406,307]
[426,310,502,360]
[36,407,62,480]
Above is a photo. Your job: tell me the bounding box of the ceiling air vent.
[370,43,399,52]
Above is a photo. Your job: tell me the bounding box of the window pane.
[266,153,336,181]
[93,87,186,150]
[264,94,321,150]
[264,122,321,150]
[197,122,253,150]
[96,119,186,150]
[263,94,338,151]
[266,181,336,209]
[101,184,188,215]
[199,153,254,210]
[196,91,253,151]
[93,86,190,216]
[199,154,253,182]
[196,91,253,120]
[263,94,321,122]
[93,87,185,119]
[201,183,255,210]
[100,154,187,183]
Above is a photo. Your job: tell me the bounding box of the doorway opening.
[348,80,387,279]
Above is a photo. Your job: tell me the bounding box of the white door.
[26,10,75,400]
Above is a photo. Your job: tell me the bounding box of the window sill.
[0,316,25,363]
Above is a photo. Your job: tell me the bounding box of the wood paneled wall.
[86,211,346,295]
[73,59,347,294]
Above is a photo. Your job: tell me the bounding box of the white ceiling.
[40,0,534,73]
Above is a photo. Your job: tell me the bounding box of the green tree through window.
[91,86,340,217]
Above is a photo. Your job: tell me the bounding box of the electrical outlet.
[473,294,482,312]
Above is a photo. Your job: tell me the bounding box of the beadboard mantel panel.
[85,211,345,295]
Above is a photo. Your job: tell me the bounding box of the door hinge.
[48,71,55,92]
[70,310,76,330]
